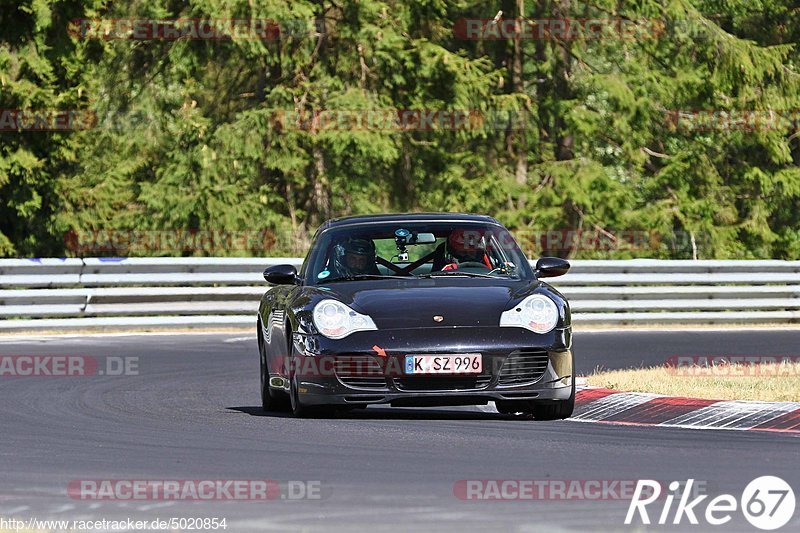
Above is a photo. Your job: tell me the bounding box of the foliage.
[1,0,798,259]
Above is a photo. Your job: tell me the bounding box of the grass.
[587,361,800,402]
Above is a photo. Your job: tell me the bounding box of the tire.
[258,321,289,412]
[290,373,331,417]
[531,379,575,420]
[289,373,338,418]
[496,378,575,419]
[289,373,307,417]
[283,324,334,418]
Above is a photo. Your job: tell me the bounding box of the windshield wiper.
[418,271,496,279]
[320,274,412,283]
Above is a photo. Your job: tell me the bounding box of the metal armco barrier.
[1,258,798,331]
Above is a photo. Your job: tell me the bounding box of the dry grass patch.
[587,362,800,402]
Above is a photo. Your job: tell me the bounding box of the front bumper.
[279,326,573,407]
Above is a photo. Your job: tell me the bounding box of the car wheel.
[531,379,575,420]
[289,373,308,417]
[259,323,289,412]
[289,373,338,418]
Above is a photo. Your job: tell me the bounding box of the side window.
[306,233,333,283]
[485,233,506,267]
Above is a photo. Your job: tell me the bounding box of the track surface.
[0,330,798,532]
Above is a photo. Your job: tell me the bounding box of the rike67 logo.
[626,477,795,530]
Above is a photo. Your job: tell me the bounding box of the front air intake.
[497,349,549,385]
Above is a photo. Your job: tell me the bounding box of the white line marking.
[572,392,662,420]
[571,394,800,433]
[223,336,256,343]
[138,501,176,511]
[51,504,75,513]
[660,401,800,429]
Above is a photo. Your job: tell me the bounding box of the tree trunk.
[512,0,528,189]
[310,145,330,226]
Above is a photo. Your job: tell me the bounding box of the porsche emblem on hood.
[433,315,444,322]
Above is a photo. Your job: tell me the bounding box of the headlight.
[312,299,377,339]
[500,294,559,334]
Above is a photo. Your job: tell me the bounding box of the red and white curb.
[574,387,800,434]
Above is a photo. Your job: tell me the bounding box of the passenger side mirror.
[263,264,298,285]
[535,257,570,278]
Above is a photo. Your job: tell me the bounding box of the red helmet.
[448,229,486,256]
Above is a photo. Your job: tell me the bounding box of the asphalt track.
[0,330,798,532]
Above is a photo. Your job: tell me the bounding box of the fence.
[0,258,798,331]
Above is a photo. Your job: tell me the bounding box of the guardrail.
[1,258,798,331]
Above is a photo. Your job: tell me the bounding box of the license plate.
[404,354,482,375]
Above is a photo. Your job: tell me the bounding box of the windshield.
[305,221,534,284]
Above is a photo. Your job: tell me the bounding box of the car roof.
[317,212,503,233]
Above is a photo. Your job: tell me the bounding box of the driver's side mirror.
[263,264,298,285]
[535,257,570,278]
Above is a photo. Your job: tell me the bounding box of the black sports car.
[257,213,574,419]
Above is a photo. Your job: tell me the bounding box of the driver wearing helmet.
[331,237,380,277]
[434,229,493,271]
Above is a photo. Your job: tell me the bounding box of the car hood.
[315,278,535,329]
